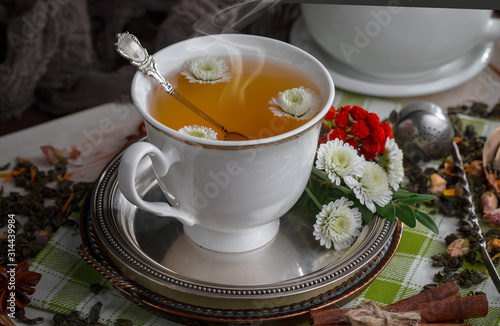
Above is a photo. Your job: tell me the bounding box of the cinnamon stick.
[389,281,460,307]
[310,294,488,325]
[309,282,460,325]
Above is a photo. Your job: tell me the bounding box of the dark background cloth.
[0,0,299,131]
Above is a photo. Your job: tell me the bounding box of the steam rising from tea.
[148,55,322,140]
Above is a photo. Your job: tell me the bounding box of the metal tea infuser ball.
[391,101,454,162]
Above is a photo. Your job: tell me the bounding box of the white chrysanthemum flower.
[382,138,405,191]
[180,56,231,84]
[269,86,321,120]
[352,161,393,213]
[313,197,363,250]
[316,139,365,186]
[178,125,217,140]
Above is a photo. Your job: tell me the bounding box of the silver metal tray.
[80,142,402,324]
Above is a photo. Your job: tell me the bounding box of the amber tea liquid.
[148,56,322,140]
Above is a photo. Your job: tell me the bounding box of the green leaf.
[358,203,374,224]
[313,183,329,204]
[395,203,417,228]
[393,194,436,204]
[376,202,396,222]
[391,189,413,198]
[392,190,436,203]
[415,210,439,234]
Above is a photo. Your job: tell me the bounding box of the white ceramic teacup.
[301,5,500,79]
[118,34,335,253]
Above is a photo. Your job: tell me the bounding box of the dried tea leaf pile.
[1,158,92,266]
[399,100,500,291]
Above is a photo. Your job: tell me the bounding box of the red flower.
[373,125,387,146]
[382,122,394,139]
[329,129,347,142]
[346,137,358,149]
[350,121,370,139]
[366,113,381,129]
[320,128,347,144]
[324,107,336,121]
[378,140,386,154]
[0,260,42,314]
[360,135,380,160]
[339,105,351,113]
[334,110,350,129]
[350,105,369,121]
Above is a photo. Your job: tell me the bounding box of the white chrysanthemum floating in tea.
[179,125,217,140]
[180,56,231,84]
[313,197,363,250]
[269,86,321,120]
[316,139,365,187]
[351,161,393,213]
[380,138,405,191]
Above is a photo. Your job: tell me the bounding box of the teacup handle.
[482,17,500,42]
[118,141,197,226]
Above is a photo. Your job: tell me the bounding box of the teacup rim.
[131,33,335,147]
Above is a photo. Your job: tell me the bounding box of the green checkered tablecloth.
[25,90,500,325]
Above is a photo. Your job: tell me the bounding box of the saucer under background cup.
[290,17,494,97]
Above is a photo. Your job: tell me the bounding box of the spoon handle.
[114,32,228,136]
[451,142,500,293]
[115,32,175,94]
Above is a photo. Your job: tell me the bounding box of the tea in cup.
[118,34,335,253]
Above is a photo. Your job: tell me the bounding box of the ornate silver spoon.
[115,32,248,141]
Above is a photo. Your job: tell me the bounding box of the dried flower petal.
[486,173,500,193]
[466,160,484,178]
[430,173,447,194]
[481,191,498,214]
[484,208,500,225]
[446,238,470,257]
[486,238,500,253]
[40,145,80,166]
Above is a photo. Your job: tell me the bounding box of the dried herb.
[0,162,10,171]
[90,283,102,295]
[457,269,489,288]
[85,302,102,325]
[0,157,92,265]
[14,308,44,325]
[53,302,133,326]
[40,145,81,167]
[431,253,464,272]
